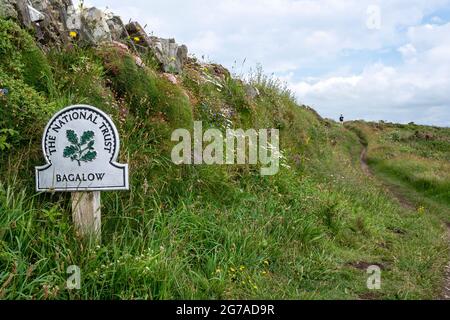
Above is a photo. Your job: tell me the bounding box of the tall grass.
[0,19,448,300]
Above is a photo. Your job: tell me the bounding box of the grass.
[0,19,449,300]
[348,121,450,219]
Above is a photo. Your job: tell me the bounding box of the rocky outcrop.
[106,15,126,41]
[151,37,188,74]
[0,0,73,46]
[82,7,112,43]
[125,21,152,48]
[0,0,188,73]
[125,21,188,74]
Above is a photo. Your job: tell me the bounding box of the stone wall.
[0,0,188,73]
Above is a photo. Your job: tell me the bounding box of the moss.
[0,19,53,94]
[21,47,53,93]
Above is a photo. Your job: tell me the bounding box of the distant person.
[339,114,344,124]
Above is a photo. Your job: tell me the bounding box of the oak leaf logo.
[63,130,97,166]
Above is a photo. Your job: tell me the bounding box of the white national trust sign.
[36,105,129,192]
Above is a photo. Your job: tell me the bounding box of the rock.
[67,5,118,45]
[28,5,45,22]
[82,7,112,44]
[28,0,50,12]
[125,21,152,47]
[110,40,129,53]
[15,0,32,27]
[66,4,81,30]
[26,0,73,46]
[134,55,144,68]
[106,15,126,41]
[150,36,188,74]
[2,1,188,73]
[245,85,260,99]
[162,73,178,85]
[125,21,188,74]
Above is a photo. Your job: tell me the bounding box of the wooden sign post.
[36,105,129,241]
[71,191,101,240]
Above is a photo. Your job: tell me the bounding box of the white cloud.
[189,31,221,55]
[292,21,450,126]
[398,44,417,62]
[75,0,450,126]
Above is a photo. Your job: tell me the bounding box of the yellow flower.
[230,267,236,272]
[69,31,77,38]
[417,206,426,214]
[215,268,221,274]
[263,260,269,266]
[133,37,140,43]
[261,271,267,275]
[239,265,245,271]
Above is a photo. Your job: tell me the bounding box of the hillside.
[1,1,449,300]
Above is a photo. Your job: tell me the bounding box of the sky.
[74,0,450,127]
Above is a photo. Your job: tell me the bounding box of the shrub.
[0,70,55,143]
[0,19,53,93]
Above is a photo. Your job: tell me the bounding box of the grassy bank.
[0,19,448,299]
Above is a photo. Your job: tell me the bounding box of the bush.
[0,19,53,93]
[0,70,55,143]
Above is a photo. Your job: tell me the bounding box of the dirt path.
[360,147,414,210]
[359,146,450,300]
[360,147,371,176]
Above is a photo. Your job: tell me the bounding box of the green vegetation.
[348,121,450,221]
[0,19,449,300]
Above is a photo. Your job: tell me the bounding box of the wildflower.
[133,37,140,43]
[143,178,149,194]
[261,271,267,275]
[230,267,236,272]
[417,206,426,214]
[239,265,245,271]
[263,260,269,266]
[215,268,221,274]
[69,31,77,39]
